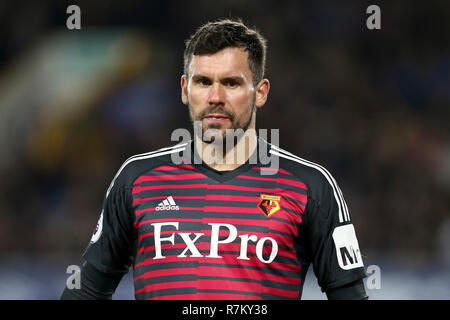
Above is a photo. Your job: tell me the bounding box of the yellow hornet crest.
[257,194,281,217]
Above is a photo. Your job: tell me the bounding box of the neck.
[195,127,258,172]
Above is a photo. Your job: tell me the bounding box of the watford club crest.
[257,194,282,217]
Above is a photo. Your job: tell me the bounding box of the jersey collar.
[189,138,268,183]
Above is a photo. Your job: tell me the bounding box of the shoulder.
[106,141,191,193]
[268,143,335,191]
[267,142,349,221]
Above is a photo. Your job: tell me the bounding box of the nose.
[208,82,225,105]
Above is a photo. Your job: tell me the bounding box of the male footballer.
[61,18,368,300]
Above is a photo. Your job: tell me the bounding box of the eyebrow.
[191,75,210,82]
[221,76,245,84]
[191,74,245,83]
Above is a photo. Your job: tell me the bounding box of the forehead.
[188,47,252,78]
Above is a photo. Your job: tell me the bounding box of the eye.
[226,79,239,88]
[197,77,211,86]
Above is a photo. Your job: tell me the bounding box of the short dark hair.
[183,18,267,85]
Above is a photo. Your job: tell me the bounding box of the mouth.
[203,113,231,122]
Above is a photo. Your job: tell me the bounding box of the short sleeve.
[305,176,367,292]
[83,176,134,274]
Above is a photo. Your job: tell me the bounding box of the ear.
[254,79,270,109]
[181,74,189,105]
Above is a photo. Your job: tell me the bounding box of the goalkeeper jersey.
[83,138,366,300]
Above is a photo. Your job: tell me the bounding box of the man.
[61,18,367,300]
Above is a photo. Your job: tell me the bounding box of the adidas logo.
[155,196,179,211]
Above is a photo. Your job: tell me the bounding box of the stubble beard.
[189,96,256,148]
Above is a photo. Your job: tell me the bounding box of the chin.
[202,127,227,143]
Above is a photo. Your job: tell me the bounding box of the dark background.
[0,0,449,299]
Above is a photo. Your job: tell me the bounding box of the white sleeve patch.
[332,224,364,270]
[90,211,103,244]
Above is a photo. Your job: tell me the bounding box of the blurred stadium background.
[0,0,449,299]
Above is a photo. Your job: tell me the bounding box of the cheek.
[187,89,207,112]
[228,90,254,113]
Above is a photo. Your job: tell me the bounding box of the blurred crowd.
[0,0,449,268]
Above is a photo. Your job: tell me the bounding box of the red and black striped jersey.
[83,138,366,300]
